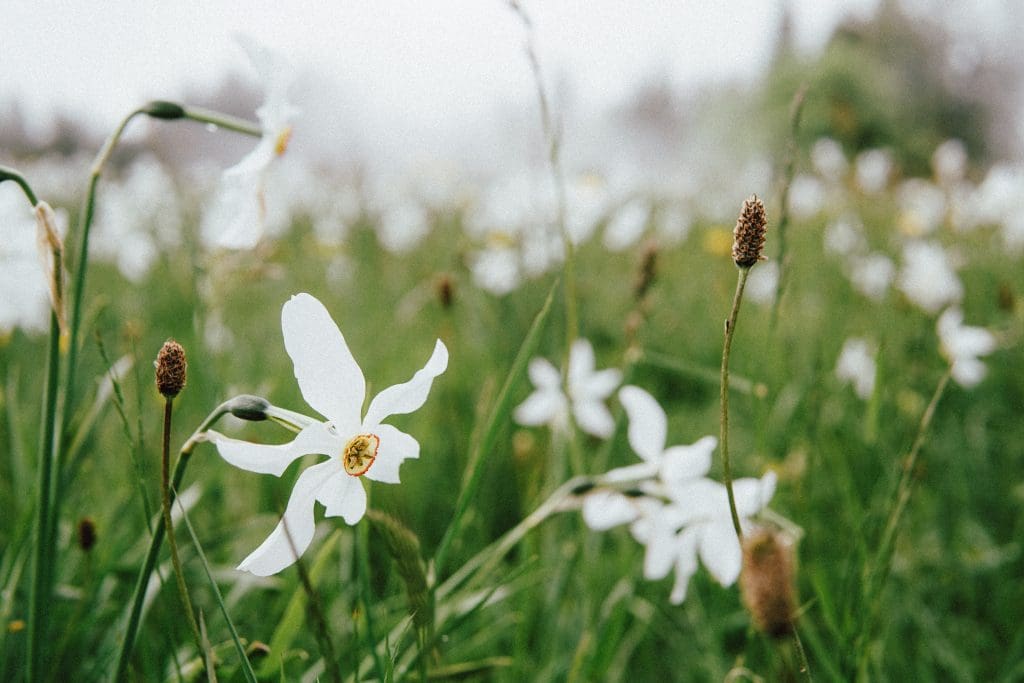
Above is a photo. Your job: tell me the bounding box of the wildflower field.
[2,12,1024,683]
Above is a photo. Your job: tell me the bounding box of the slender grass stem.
[2,168,57,683]
[286,533,343,683]
[114,402,232,681]
[769,85,808,331]
[161,398,202,651]
[356,516,387,683]
[720,267,752,541]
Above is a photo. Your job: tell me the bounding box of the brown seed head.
[436,273,455,309]
[740,527,797,638]
[633,239,659,301]
[732,195,768,268]
[155,339,187,398]
[78,517,97,553]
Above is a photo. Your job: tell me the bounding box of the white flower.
[855,148,893,194]
[823,213,868,257]
[201,37,298,250]
[744,261,779,306]
[897,241,963,314]
[937,308,996,388]
[811,137,848,183]
[514,339,620,439]
[581,386,718,531]
[209,293,447,575]
[932,139,967,185]
[637,470,776,604]
[848,253,895,301]
[602,198,650,252]
[835,337,876,399]
[787,174,825,220]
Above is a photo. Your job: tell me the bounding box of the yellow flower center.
[274,125,293,157]
[342,433,379,476]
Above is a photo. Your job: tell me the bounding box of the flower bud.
[34,201,67,334]
[78,517,97,553]
[226,394,271,421]
[155,340,187,398]
[732,195,768,268]
[740,527,797,638]
[143,100,187,120]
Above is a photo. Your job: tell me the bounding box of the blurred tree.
[761,0,1017,177]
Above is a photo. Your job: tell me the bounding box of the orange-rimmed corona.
[342,433,379,476]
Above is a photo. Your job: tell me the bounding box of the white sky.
[2,1,879,151]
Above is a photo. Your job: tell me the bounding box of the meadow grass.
[1,107,1023,683]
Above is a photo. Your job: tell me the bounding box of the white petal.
[316,471,368,524]
[236,460,337,576]
[200,171,263,250]
[573,399,616,439]
[363,340,448,427]
[363,424,419,484]
[210,422,337,476]
[581,490,638,530]
[601,461,659,484]
[667,478,729,525]
[732,471,777,518]
[567,338,596,387]
[527,357,561,390]
[698,520,743,586]
[282,293,365,431]
[952,358,987,388]
[579,368,622,401]
[642,515,680,580]
[669,527,701,604]
[619,385,667,462]
[660,436,716,484]
[513,388,564,426]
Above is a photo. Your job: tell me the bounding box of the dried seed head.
[366,509,431,630]
[155,339,187,398]
[732,195,768,268]
[78,517,97,553]
[633,239,659,301]
[436,273,455,309]
[740,527,797,638]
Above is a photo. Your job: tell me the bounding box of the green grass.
[1,155,1022,682]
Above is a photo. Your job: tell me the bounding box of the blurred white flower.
[932,139,967,185]
[937,308,996,388]
[565,173,609,245]
[470,241,521,296]
[514,338,621,438]
[603,198,650,252]
[202,37,298,250]
[823,213,868,256]
[787,174,825,220]
[811,137,848,183]
[897,241,963,314]
[634,467,777,604]
[835,337,876,399]
[855,149,893,195]
[209,293,447,575]
[897,179,946,236]
[848,253,895,301]
[744,260,778,305]
[377,202,430,254]
[0,186,58,332]
[655,204,692,245]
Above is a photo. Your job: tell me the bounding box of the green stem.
[292,547,342,683]
[356,516,387,683]
[27,308,61,683]
[161,398,202,652]
[182,105,263,137]
[114,403,231,681]
[3,168,57,683]
[720,267,751,541]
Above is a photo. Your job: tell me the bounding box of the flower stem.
[161,397,203,652]
[356,515,387,683]
[182,105,263,137]
[114,402,231,681]
[720,267,751,541]
[2,168,57,683]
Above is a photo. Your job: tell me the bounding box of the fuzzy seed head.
[732,195,768,268]
[78,517,97,553]
[155,339,187,398]
[740,527,797,638]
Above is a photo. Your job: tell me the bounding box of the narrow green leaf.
[176,494,259,683]
[257,530,341,679]
[433,277,559,574]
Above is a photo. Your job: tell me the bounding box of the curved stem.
[0,165,40,205]
[113,403,230,681]
[720,267,751,541]
[161,398,202,651]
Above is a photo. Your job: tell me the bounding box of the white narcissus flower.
[897,241,963,314]
[582,385,718,531]
[202,36,298,250]
[835,337,877,400]
[514,339,621,439]
[209,293,447,575]
[937,308,997,388]
[582,385,776,604]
